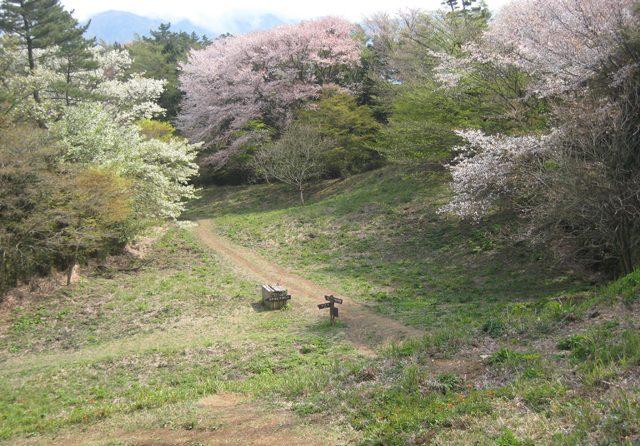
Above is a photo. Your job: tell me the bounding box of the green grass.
[186,166,586,336]
[2,166,639,445]
[0,228,358,443]
[182,165,639,444]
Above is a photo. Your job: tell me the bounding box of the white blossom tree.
[91,48,165,122]
[433,0,637,96]
[0,37,166,123]
[52,103,200,221]
[0,36,63,122]
[439,129,550,220]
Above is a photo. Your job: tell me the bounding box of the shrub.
[297,89,383,176]
[481,318,506,337]
[434,373,463,394]
[137,119,176,142]
[0,125,133,293]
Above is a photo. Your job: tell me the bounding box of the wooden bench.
[261,284,291,310]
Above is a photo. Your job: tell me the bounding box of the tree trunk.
[67,246,79,285]
[66,263,75,286]
[299,184,305,205]
[23,24,41,104]
[615,222,635,275]
[65,63,71,106]
[20,4,38,100]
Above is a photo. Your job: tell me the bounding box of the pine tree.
[442,0,484,13]
[129,22,208,119]
[53,12,97,106]
[0,0,94,103]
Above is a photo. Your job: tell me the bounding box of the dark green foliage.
[297,88,383,177]
[128,23,209,119]
[0,0,75,67]
[441,0,484,12]
[440,0,491,52]
[377,83,468,161]
[378,76,548,163]
[352,34,394,123]
[0,126,57,292]
[481,318,506,337]
[53,15,97,107]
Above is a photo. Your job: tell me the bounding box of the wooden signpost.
[318,295,343,323]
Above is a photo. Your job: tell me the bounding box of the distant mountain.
[227,13,286,35]
[85,10,288,44]
[85,11,213,44]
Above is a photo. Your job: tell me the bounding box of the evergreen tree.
[442,0,483,12]
[53,12,97,106]
[0,0,94,103]
[129,22,208,119]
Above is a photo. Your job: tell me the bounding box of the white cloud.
[62,0,513,27]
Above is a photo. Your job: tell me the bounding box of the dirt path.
[194,219,421,355]
[8,221,423,446]
[13,393,339,446]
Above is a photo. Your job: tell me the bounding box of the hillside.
[186,166,587,329]
[2,166,638,445]
[2,0,639,444]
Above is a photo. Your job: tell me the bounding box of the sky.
[61,0,513,27]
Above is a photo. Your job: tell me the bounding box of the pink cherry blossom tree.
[439,0,640,274]
[489,0,636,96]
[177,17,362,169]
[434,0,637,96]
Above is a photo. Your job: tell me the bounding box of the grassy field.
[0,229,359,444]
[186,165,587,331]
[1,165,639,445]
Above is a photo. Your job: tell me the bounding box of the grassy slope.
[0,229,358,444]
[1,166,638,445]
[186,166,585,331]
[186,165,640,444]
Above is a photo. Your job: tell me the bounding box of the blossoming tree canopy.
[434,0,638,96]
[483,0,637,96]
[178,17,363,153]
